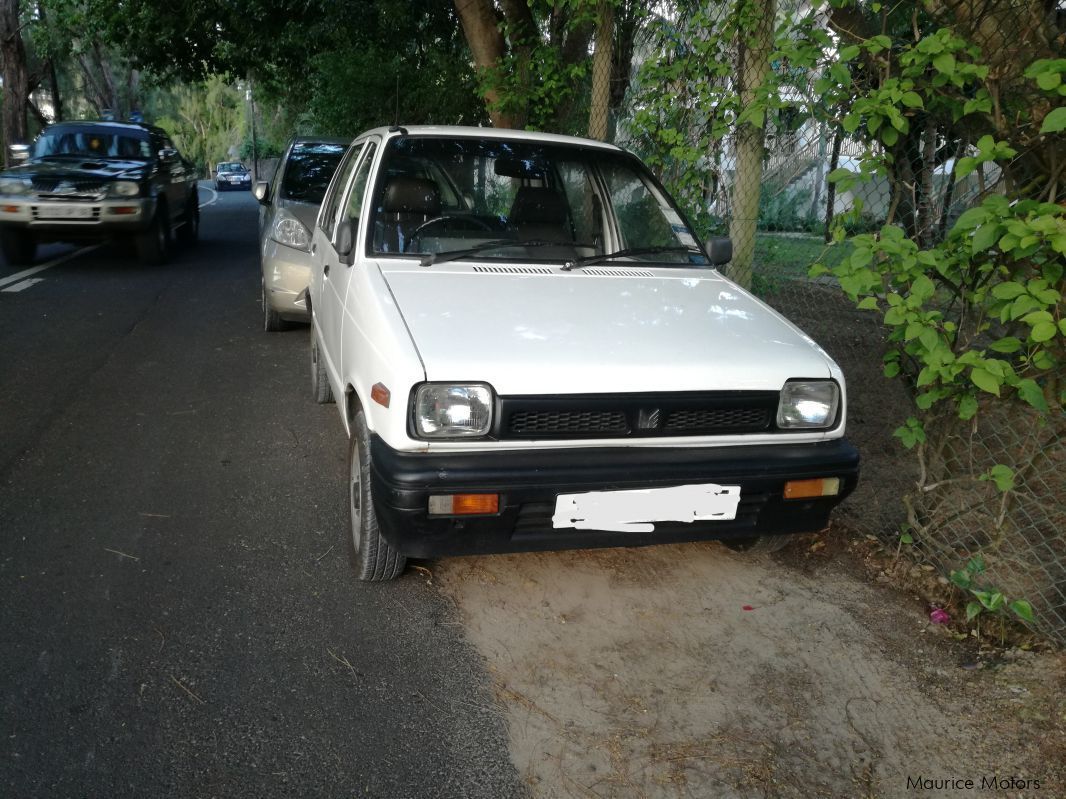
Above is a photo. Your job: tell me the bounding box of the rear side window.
[279,143,347,205]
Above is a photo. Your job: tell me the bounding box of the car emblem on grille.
[53,182,77,195]
[636,408,661,430]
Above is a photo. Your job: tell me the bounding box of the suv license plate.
[552,483,742,533]
[37,205,95,219]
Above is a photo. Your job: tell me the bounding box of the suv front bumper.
[369,436,860,558]
[0,197,156,237]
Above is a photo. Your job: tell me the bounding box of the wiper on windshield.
[561,245,704,271]
[419,239,595,267]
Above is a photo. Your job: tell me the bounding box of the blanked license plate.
[552,483,741,533]
[36,204,94,219]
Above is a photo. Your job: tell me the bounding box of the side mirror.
[253,181,270,204]
[337,220,355,264]
[158,147,178,162]
[9,144,29,163]
[705,236,732,266]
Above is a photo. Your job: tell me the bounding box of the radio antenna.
[394,74,400,127]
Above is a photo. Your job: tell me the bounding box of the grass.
[753,231,853,280]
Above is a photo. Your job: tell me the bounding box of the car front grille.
[32,177,106,197]
[497,392,778,440]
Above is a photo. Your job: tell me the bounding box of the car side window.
[339,141,378,246]
[319,142,364,241]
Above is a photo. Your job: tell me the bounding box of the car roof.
[290,136,351,146]
[349,125,623,152]
[43,121,159,138]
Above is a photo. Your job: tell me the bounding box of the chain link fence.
[613,0,1065,644]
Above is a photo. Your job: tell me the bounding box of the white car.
[308,125,859,581]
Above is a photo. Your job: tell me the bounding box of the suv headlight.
[0,177,31,196]
[777,380,840,429]
[270,208,311,252]
[413,383,494,438]
[108,180,140,197]
[107,181,139,198]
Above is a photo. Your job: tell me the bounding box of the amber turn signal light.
[370,382,391,407]
[784,477,841,500]
[428,494,500,515]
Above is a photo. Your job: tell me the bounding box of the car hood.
[7,158,149,181]
[378,261,836,395]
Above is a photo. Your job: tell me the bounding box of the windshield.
[280,143,347,204]
[368,136,708,266]
[32,128,151,161]
[217,162,246,173]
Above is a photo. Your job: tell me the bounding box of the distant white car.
[214,161,250,190]
[254,137,348,330]
[307,125,859,581]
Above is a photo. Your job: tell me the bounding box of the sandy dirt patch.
[432,540,1064,798]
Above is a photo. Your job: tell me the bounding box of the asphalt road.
[0,186,526,798]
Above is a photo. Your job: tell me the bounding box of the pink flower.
[929,608,951,625]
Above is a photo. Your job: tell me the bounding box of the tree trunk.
[727,0,776,290]
[1,0,30,165]
[453,0,517,128]
[588,1,613,141]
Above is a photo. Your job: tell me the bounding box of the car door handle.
[311,243,316,255]
[324,263,330,277]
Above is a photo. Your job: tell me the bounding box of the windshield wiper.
[420,239,594,267]
[561,245,704,271]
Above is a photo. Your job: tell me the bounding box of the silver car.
[255,138,349,331]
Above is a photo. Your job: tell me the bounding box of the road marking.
[201,185,219,207]
[0,244,101,290]
[1,277,45,293]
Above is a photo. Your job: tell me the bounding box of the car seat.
[376,176,442,252]
[508,187,572,243]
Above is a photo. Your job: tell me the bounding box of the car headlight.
[270,209,311,252]
[777,380,840,429]
[108,180,140,197]
[413,383,494,438]
[0,177,31,196]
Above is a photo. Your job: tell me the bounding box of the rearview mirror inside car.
[705,236,732,266]
[253,181,270,204]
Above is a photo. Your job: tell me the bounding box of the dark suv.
[0,121,199,265]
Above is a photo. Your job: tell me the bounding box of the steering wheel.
[404,215,495,252]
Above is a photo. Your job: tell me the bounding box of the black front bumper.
[369,436,860,558]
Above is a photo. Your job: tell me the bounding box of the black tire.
[724,535,792,554]
[0,228,36,266]
[348,410,406,581]
[135,205,170,265]
[177,191,199,245]
[310,322,334,403]
[263,279,288,332]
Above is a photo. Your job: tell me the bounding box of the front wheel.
[0,228,36,266]
[135,207,170,265]
[348,410,406,581]
[263,279,288,332]
[177,192,199,245]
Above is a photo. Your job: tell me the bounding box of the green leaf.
[881,126,898,147]
[991,281,1026,300]
[949,569,971,589]
[970,367,1001,396]
[957,395,978,420]
[1037,71,1062,90]
[989,336,1022,353]
[1031,321,1057,342]
[1016,379,1049,413]
[827,167,853,183]
[901,91,924,109]
[966,601,983,621]
[884,361,900,378]
[971,224,999,253]
[911,274,935,302]
[1040,106,1066,133]
[984,464,1015,492]
[857,296,879,310]
[933,53,956,74]
[900,532,914,545]
[839,44,860,61]
[1009,600,1035,623]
